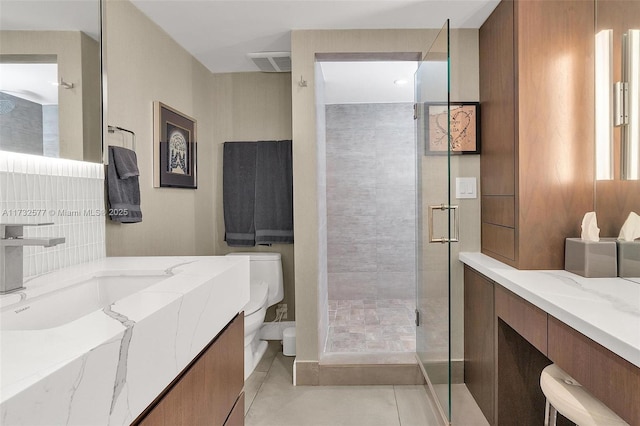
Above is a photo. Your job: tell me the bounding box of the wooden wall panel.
[480,0,597,270]
[596,180,640,237]
[479,0,515,197]
[515,0,595,270]
[464,266,495,425]
[548,316,640,425]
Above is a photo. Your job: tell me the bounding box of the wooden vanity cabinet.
[548,317,640,424]
[464,268,640,425]
[134,314,244,426]
[463,266,495,424]
[479,0,595,269]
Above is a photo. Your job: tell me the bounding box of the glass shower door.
[415,20,452,422]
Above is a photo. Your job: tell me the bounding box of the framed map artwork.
[153,102,197,188]
[425,102,480,155]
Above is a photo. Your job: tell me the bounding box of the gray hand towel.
[254,140,293,245]
[111,146,140,179]
[107,146,142,223]
[223,142,257,246]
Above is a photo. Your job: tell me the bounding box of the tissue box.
[565,238,617,278]
[616,241,640,278]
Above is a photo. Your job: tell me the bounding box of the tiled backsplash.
[0,151,106,277]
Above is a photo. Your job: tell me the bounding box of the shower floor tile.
[326,298,416,353]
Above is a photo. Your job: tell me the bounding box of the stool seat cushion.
[540,364,628,426]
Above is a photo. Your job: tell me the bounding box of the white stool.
[540,364,629,426]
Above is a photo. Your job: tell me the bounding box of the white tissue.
[581,212,600,242]
[618,212,640,241]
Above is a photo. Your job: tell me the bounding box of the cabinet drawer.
[482,196,515,228]
[495,286,547,355]
[548,316,640,425]
[481,223,515,262]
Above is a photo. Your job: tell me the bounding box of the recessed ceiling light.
[394,79,408,86]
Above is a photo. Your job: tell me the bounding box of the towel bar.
[107,125,136,151]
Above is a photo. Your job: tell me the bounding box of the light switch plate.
[455,177,477,199]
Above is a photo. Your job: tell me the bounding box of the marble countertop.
[459,252,640,368]
[0,256,249,425]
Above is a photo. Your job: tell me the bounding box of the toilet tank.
[226,252,284,307]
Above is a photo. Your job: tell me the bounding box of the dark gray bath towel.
[107,146,142,223]
[223,142,257,246]
[112,145,140,179]
[254,140,293,245]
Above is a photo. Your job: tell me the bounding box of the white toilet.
[226,252,283,379]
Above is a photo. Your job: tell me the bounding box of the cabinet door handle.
[428,204,459,243]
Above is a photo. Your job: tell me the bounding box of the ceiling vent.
[247,52,291,73]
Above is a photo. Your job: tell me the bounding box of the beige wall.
[0,30,100,162]
[105,1,295,315]
[211,72,295,320]
[291,29,481,364]
[105,0,215,256]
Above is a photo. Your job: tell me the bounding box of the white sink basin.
[0,256,250,424]
[1,272,170,330]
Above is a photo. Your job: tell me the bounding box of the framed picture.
[153,102,197,188]
[425,102,480,155]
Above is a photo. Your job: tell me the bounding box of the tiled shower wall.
[0,151,106,277]
[325,103,416,352]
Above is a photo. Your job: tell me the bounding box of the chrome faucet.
[1,223,65,294]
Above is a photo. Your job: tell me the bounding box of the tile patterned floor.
[244,342,490,426]
[244,342,442,426]
[326,299,416,353]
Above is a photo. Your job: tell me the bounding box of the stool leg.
[549,404,558,426]
[544,399,550,426]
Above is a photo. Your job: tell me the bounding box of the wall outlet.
[276,303,288,320]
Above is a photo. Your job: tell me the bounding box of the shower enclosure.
[415,21,456,422]
[317,19,469,424]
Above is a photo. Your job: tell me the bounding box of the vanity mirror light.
[596,29,614,180]
[621,29,639,180]
[0,0,102,163]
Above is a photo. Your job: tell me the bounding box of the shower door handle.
[428,204,459,243]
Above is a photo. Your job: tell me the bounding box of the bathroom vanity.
[461,252,640,425]
[0,256,249,425]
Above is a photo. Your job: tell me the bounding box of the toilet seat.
[244,281,268,315]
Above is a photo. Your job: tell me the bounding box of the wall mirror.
[0,0,102,163]
[595,0,640,181]
[595,0,640,279]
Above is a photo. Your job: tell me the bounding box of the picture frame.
[425,102,480,155]
[153,101,197,188]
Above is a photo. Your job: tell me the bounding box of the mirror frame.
[100,0,107,165]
